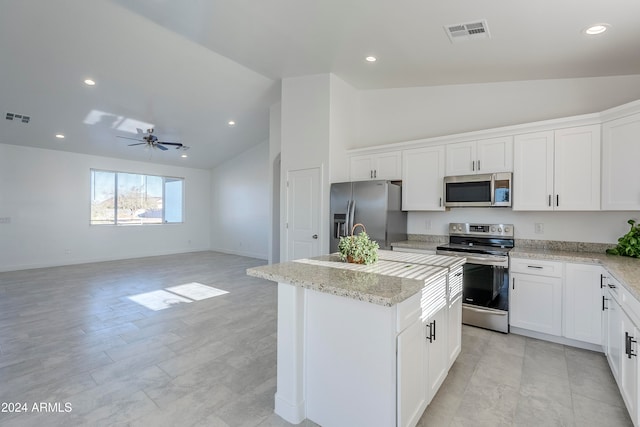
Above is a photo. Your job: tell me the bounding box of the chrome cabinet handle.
[439,197,442,207]
[548,195,552,207]
[312,234,318,239]
[477,160,480,171]
[556,194,559,207]
[472,161,475,171]
[603,295,609,311]
[527,265,543,269]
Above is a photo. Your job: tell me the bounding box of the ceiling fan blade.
[117,135,143,141]
[159,142,183,147]
[128,143,147,146]
[156,144,169,151]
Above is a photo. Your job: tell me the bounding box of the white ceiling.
[2,0,639,169]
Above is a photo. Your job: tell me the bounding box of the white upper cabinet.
[513,131,555,210]
[513,125,600,211]
[602,112,640,210]
[554,125,601,211]
[402,145,446,211]
[350,151,401,181]
[445,136,513,176]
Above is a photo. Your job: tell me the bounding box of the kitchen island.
[247,250,465,427]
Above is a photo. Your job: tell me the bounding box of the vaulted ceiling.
[2,0,639,169]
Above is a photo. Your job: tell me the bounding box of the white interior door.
[286,167,321,261]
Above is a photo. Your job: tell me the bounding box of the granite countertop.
[510,247,640,300]
[247,252,449,307]
[391,240,441,252]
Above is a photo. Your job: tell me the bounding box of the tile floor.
[0,252,632,426]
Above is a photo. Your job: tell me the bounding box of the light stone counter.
[510,247,640,300]
[391,240,441,252]
[247,252,448,307]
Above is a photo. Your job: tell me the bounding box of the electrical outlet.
[534,223,544,234]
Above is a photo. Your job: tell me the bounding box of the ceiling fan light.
[84,78,96,86]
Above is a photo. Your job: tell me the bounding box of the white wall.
[356,75,640,148]
[329,74,357,184]
[210,140,269,259]
[0,143,211,272]
[269,103,282,264]
[409,209,637,244]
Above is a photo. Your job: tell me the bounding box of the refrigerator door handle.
[348,200,356,234]
[344,200,352,237]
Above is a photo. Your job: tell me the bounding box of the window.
[90,169,184,225]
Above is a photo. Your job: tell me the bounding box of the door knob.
[312,234,318,239]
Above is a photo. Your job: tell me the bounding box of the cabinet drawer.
[510,257,563,277]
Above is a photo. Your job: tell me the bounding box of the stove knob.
[491,227,496,232]
[505,227,511,232]
[498,227,503,232]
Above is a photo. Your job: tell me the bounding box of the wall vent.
[444,20,490,43]
[6,112,31,123]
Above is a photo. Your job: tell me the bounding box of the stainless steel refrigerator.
[330,180,407,253]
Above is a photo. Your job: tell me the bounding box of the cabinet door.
[606,289,622,381]
[374,151,402,180]
[553,125,601,211]
[402,146,445,211]
[350,155,375,181]
[513,131,554,210]
[447,294,462,370]
[426,305,448,403]
[445,141,475,176]
[602,113,640,210]
[476,136,513,173]
[397,318,427,427]
[620,310,638,425]
[564,263,603,345]
[510,272,562,336]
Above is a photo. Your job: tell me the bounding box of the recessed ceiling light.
[228,120,236,127]
[181,154,188,158]
[365,56,377,62]
[55,134,65,139]
[84,79,96,86]
[584,24,610,35]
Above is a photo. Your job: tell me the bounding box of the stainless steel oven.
[437,223,514,333]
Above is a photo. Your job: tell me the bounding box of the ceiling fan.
[117,128,187,151]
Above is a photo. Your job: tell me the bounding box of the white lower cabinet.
[447,294,463,369]
[397,303,449,427]
[563,263,604,345]
[426,305,449,401]
[605,285,623,381]
[397,314,428,427]
[510,270,563,336]
[620,309,638,426]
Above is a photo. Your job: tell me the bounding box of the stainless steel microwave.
[444,172,512,207]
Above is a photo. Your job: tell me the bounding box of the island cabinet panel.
[305,289,397,427]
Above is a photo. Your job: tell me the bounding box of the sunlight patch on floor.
[128,290,192,311]
[127,282,229,311]
[166,282,229,300]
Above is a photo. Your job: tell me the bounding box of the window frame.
[90,168,185,226]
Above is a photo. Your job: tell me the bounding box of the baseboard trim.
[510,326,604,353]
[274,392,306,424]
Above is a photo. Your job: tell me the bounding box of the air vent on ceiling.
[445,20,490,43]
[6,112,31,123]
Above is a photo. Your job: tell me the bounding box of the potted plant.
[606,219,640,258]
[338,223,379,265]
